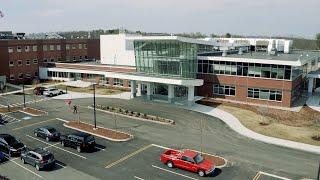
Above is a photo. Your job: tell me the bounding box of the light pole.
[23,83,26,108]
[317,161,320,180]
[93,83,97,129]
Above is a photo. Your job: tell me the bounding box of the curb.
[19,107,47,117]
[63,122,133,142]
[87,106,175,126]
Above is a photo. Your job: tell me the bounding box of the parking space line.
[26,135,87,159]
[55,118,69,123]
[258,171,292,180]
[134,176,145,180]
[152,165,198,180]
[252,172,261,180]
[6,157,43,179]
[105,144,153,169]
[95,146,105,151]
[12,119,56,131]
[43,142,60,150]
[55,162,66,169]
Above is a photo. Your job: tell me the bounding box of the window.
[73,56,76,61]
[25,74,31,78]
[33,59,38,64]
[57,57,61,61]
[66,44,70,50]
[26,60,30,65]
[213,84,236,96]
[247,88,282,101]
[84,56,88,60]
[181,156,194,163]
[18,73,23,79]
[25,46,30,52]
[56,45,61,50]
[66,56,70,61]
[72,44,76,49]
[43,58,48,63]
[9,61,14,67]
[9,74,15,81]
[43,45,47,51]
[34,72,38,77]
[33,45,37,51]
[113,78,123,86]
[79,56,82,60]
[17,60,22,66]
[50,45,54,51]
[17,46,22,52]
[84,44,87,49]
[50,58,55,62]
[79,44,83,49]
[8,47,13,53]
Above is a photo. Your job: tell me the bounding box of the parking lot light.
[23,83,26,108]
[93,83,97,130]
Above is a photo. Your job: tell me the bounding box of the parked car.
[0,134,26,157]
[43,88,63,97]
[0,115,8,125]
[34,127,60,142]
[60,132,95,152]
[21,148,55,171]
[160,149,215,177]
[33,87,47,95]
[0,151,5,162]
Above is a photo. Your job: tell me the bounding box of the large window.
[213,84,236,96]
[247,88,282,101]
[198,60,292,80]
[113,78,123,86]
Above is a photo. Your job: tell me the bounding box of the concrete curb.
[19,107,47,117]
[63,121,133,142]
[187,104,320,155]
[87,106,174,126]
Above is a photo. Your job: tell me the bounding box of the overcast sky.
[0,0,319,38]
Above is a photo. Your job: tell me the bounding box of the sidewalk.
[0,82,65,96]
[52,91,131,100]
[186,103,320,155]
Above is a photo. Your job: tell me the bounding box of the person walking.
[73,105,78,114]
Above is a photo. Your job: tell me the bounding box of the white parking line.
[26,135,87,159]
[134,176,145,180]
[152,165,198,180]
[43,142,60,150]
[259,171,292,180]
[95,146,105,151]
[6,157,43,178]
[55,162,66,169]
[55,118,69,123]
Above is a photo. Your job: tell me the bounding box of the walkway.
[306,94,320,112]
[186,103,320,155]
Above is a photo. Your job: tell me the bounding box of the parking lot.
[0,93,318,180]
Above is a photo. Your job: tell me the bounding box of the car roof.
[32,148,51,156]
[182,150,198,158]
[72,132,91,138]
[0,134,13,138]
[40,126,55,130]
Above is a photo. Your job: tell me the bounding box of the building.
[0,38,100,84]
[39,33,320,107]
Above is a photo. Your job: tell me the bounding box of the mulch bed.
[21,107,47,116]
[312,136,320,141]
[202,154,226,167]
[0,107,22,113]
[66,121,131,140]
[197,98,319,127]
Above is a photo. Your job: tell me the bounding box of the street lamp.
[23,83,26,108]
[93,83,97,129]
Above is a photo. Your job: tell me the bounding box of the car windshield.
[47,128,56,133]
[194,154,204,164]
[4,136,19,145]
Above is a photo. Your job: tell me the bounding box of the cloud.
[33,9,64,17]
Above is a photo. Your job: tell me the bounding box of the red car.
[160,149,215,177]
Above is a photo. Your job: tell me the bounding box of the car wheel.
[61,141,65,147]
[34,132,38,137]
[46,137,49,142]
[59,91,63,95]
[50,93,53,97]
[35,164,40,171]
[198,170,205,177]
[21,158,25,164]
[167,161,173,168]
[77,146,81,153]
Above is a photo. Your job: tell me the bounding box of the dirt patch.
[312,136,320,141]
[66,121,132,141]
[55,85,128,95]
[0,107,22,113]
[21,107,47,116]
[202,154,226,167]
[197,98,320,146]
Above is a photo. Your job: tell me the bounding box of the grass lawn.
[198,99,320,146]
[55,85,127,95]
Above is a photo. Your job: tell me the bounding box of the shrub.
[102,106,106,110]
[106,106,110,110]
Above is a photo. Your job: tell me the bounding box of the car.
[21,148,55,171]
[0,151,5,162]
[60,132,95,152]
[160,149,215,177]
[0,115,8,125]
[43,88,63,97]
[0,134,26,157]
[33,87,47,95]
[34,127,60,142]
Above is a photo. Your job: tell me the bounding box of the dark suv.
[0,134,26,157]
[60,132,95,152]
[34,127,60,142]
[21,148,55,171]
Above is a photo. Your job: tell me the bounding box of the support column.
[130,80,137,98]
[187,86,195,106]
[137,83,142,96]
[308,77,314,95]
[146,83,152,100]
[168,84,175,103]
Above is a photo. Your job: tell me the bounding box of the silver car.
[21,148,55,171]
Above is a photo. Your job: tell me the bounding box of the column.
[168,84,175,103]
[187,86,195,106]
[308,77,314,95]
[137,82,142,96]
[146,83,152,100]
[130,80,136,98]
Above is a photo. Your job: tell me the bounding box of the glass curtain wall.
[134,40,199,79]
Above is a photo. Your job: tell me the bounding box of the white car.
[43,88,63,97]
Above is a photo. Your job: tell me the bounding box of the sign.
[65,99,72,106]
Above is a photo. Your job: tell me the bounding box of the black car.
[34,127,60,142]
[0,134,26,157]
[21,148,55,171]
[60,132,95,152]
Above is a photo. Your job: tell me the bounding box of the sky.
[0,0,319,38]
